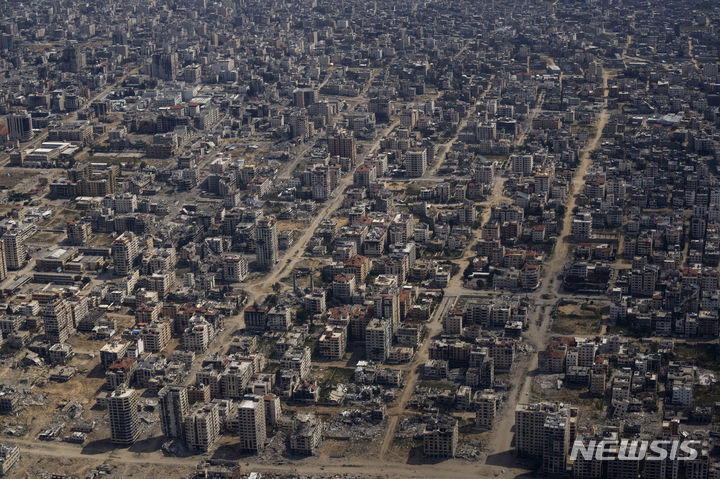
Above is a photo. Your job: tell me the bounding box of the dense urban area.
[0,0,718,477]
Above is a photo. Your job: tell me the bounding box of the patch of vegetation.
[454,296,477,310]
[393,438,422,448]
[322,367,354,386]
[551,303,603,335]
[175,267,191,278]
[606,325,631,336]
[405,184,421,196]
[418,380,459,391]
[674,343,720,372]
[262,362,280,374]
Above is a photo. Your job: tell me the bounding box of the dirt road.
[486,67,613,459]
[10,436,528,479]
[378,294,455,458]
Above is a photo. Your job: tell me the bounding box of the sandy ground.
[277,220,308,232]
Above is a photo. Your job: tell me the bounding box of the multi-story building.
[158,386,189,440]
[332,273,356,300]
[48,121,94,145]
[244,304,267,331]
[353,163,376,188]
[516,402,569,460]
[139,319,172,353]
[475,161,496,185]
[255,217,278,270]
[328,130,356,163]
[422,415,458,458]
[572,434,603,479]
[374,291,400,334]
[294,88,318,108]
[577,342,596,367]
[443,314,463,336]
[0,242,6,283]
[184,402,220,452]
[289,414,323,455]
[602,433,643,479]
[6,111,33,141]
[318,326,347,361]
[219,361,253,399]
[182,317,215,352]
[151,51,178,80]
[475,391,497,429]
[406,146,427,178]
[543,409,570,475]
[62,42,85,73]
[511,154,534,175]
[222,255,248,283]
[66,221,91,245]
[108,388,140,446]
[311,167,331,201]
[289,112,311,140]
[304,290,327,316]
[237,395,266,453]
[43,299,73,344]
[112,232,139,276]
[147,272,173,299]
[365,318,391,362]
[280,347,311,378]
[100,341,129,369]
[135,301,162,325]
[2,232,24,270]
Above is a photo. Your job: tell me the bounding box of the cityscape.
[0,0,718,477]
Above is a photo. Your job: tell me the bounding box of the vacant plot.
[277,220,308,232]
[29,230,63,245]
[90,233,114,247]
[386,181,406,192]
[418,380,459,391]
[532,378,600,409]
[47,208,80,229]
[0,168,42,188]
[551,302,603,336]
[318,367,354,386]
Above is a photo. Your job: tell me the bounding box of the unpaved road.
[486,67,613,461]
